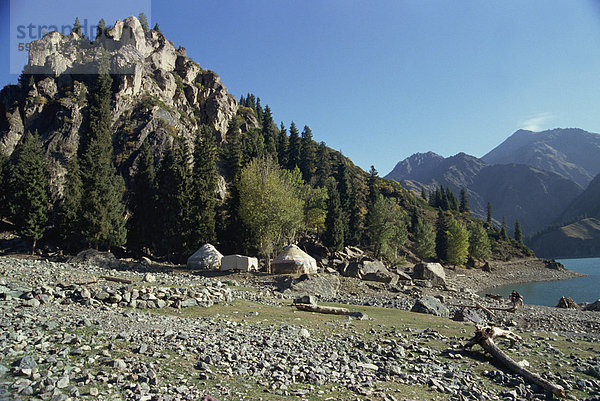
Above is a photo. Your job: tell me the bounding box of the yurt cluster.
[187,244,318,275]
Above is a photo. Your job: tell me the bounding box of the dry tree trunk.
[464,326,566,398]
[100,275,133,284]
[294,303,350,315]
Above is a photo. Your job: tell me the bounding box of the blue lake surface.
[490,257,600,306]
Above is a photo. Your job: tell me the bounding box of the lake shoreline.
[444,257,586,294]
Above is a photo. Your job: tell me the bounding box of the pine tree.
[277,122,289,168]
[224,116,243,180]
[261,105,278,160]
[413,219,436,260]
[96,19,106,39]
[189,125,218,248]
[409,208,420,234]
[435,209,449,261]
[500,217,508,240]
[299,125,316,183]
[0,152,8,219]
[447,187,459,211]
[138,12,149,31]
[242,128,265,164]
[420,187,427,201]
[79,59,127,248]
[314,142,330,188]
[364,166,380,248]
[255,97,264,125]
[367,165,379,207]
[459,187,470,214]
[469,223,491,261]
[127,141,156,252]
[486,202,493,226]
[287,122,301,170]
[6,132,49,252]
[57,156,83,246]
[73,17,82,36]
[514,219,523,244]
[153,23,160,33]
[446,219,470,267]
[323,179,344,251]
[347,183,364,246]
[155,142,190,258]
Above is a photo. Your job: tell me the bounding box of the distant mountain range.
[386,128,600,257]
[482,128,600,188]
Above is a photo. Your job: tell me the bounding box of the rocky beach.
[1,254,600,400]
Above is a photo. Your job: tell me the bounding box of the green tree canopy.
[287,121,301,170]
[413,219,436,260]
[323,179,344,252]
[459,187,470,214]
[188,125,218,249]
[127,140,156,252]
[468,223,491,261]
[237,156,304,270]
[446,218,470,267]
[514,219,523,244]
[366,194,407,260]
[5,132,49,251]
[78,59,127,249]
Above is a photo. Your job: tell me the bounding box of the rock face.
[413,263,446,288]
[0,16,257,201]
[187,244,223,270]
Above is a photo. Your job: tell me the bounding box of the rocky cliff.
[0,16,256,200]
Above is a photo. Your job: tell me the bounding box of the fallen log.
[464,326,566,398]
[100,275,133,284]
[74,279,98,286]
[294,303,349,315]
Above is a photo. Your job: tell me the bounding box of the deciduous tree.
[446,218,469,267]
[238,157,304,271]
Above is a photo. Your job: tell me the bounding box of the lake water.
[489,257,600,306]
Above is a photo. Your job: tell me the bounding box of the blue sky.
[1,1,600,175]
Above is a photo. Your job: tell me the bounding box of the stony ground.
[1,255,600,401]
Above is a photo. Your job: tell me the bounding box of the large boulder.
[187,244,223,270]
[272,245,317,274]
[281,274,340,298]
[69,249,119,269]
[584,300,600,312]
[452,308,482,323]
[413,263,446,287]
[556,296,580,309]
[221,255,258,272]
[411,296,449,317]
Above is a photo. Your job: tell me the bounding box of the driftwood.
[294,303,349,315]
[465,326,566,398]
[74,279,98,286]
[100,275,133,284]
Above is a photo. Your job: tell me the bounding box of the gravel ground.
[1,255,600,400]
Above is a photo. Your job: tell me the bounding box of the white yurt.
[271,245,317,274]
[186,244,223,270]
